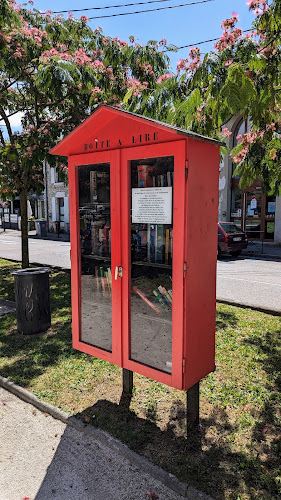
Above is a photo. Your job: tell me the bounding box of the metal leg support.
[186,382,200,426]
[122,368,133,396]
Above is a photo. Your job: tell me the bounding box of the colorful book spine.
[133,286,160,313]
[95,266,100,291]
[156,224,165,263]
[100,267,108,296]
[158,286,171,308]
[153,289,168,310]
[107,267,112,293]
[167,171,172,187]
[165,228,169,264]
[158,286,172,305]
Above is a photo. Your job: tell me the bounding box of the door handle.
[115,266,123,280]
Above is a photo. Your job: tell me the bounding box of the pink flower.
[222,127,232,137]
[80,15,88,23]
[225,59,233,66]
[156,73,173,84]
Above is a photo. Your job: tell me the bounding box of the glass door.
[78,162,112,352]
[121,142,186,389]
[245,190,262,239]
[130,156,174,373]
[69,150,121,365]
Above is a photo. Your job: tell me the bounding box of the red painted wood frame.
[68,141,186,389]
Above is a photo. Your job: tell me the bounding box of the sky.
[1,0,256,134]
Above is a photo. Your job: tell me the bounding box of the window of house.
[58,198,64,222]
[55,167,63,183]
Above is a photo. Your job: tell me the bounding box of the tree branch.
[0,128,5,146]
[0,105,13,143]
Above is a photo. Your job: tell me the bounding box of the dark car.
[218,222,248,258]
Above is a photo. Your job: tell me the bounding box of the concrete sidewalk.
[0,227,70,242]
[244,240,281,260]
[0,380,212,500]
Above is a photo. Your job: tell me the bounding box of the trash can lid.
[12,267,51,275]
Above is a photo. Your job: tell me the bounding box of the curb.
[216,298,281,316]
[0,375,213,500]
[242,251,281,261]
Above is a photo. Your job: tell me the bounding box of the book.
[133,286,160,313]
[155,224,165,263]
[100,267,109,296]
[159,285,172,305]
[137,165,154,188]
[167,171,172,187]
[90,170,97,202]
[165,228,170,264]
[107,267,112,292]
[158,286,171,308]
[153,290,168,310]
[95,266,100,291]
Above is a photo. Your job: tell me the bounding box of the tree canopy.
[126,0,281,195]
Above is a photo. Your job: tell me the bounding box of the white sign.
[4,214,9,223]
[250,197,257,209]
[132,187,172,224]
[268,201,275,213]
[10,214,18,223]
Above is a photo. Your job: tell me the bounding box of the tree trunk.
[20,190,29,269]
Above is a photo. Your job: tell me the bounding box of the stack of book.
[94,266,112,297]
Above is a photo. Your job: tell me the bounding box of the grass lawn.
[0,258,280,500]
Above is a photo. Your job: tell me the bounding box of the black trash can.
[12,267,51,334]
[35,220,47,237]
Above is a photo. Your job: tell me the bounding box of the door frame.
[68,149,122,366]
[120,141,186,389]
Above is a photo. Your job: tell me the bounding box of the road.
[0,230,280,313]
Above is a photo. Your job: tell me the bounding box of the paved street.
[217,256,281,313]
[0,229,280,313]
[0,230,71,269]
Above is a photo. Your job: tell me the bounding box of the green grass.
[0,258,280,499]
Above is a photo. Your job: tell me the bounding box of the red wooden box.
[51,105,220,390]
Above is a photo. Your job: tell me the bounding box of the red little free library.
[51,105,221,391]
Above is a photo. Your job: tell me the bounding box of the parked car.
[218,222,248,258]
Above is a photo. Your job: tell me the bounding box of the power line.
[163,28,252,52]
[87,0,214,19]
[51,0,212,14]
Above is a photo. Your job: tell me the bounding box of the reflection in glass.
[245,191,262,239]
[78,163,112,352]
[130,157,174,373]
[265,195,275,239]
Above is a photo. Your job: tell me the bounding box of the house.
[218,115,281,244]
[43,161,69,233]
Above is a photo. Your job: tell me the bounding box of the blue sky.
[32,0,256,70]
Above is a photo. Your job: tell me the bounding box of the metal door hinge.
[183,262,187,278]
[182,358,186,373]
[185,160,189,178]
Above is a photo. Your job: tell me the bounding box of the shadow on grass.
[0,317,74,386]
[75,397,279,499]
[216,308,238,330]
[244,328,281,483]
[0,267,73,386]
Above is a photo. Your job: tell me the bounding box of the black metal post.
[186,382,200,427]
[122,368,133,396]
